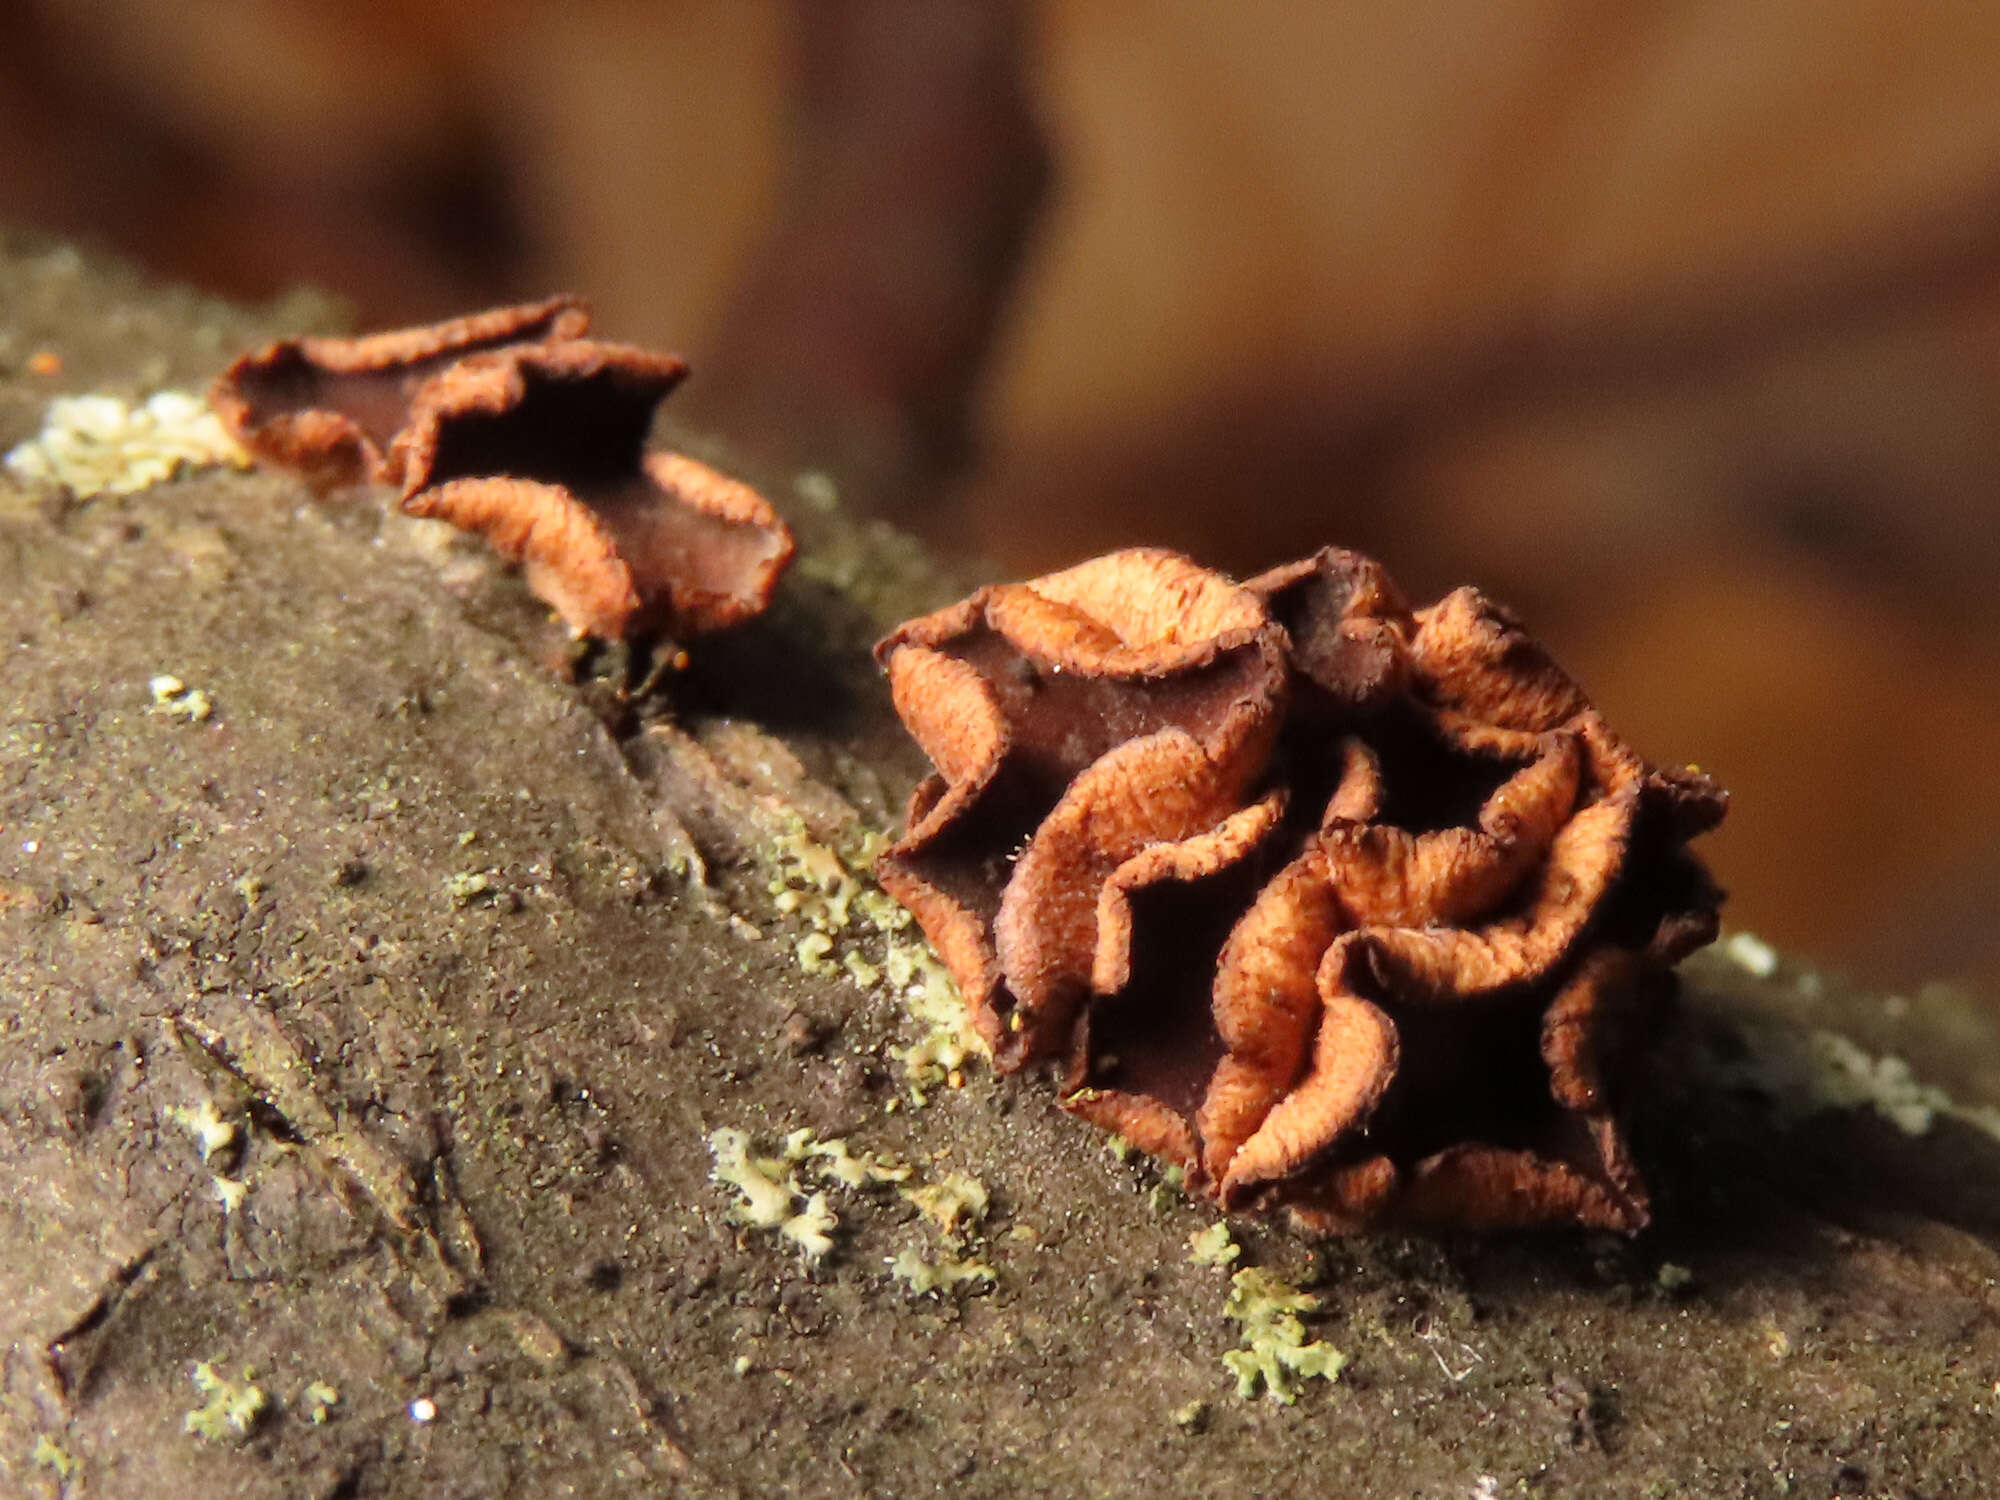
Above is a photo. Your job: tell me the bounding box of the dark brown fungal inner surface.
[1349,988,1555,1166]
[889,620,1272,944]
[892,793,1017,932]
[234,350,427,452]
[1082,851,1271,1121]
[585,470,786,615]
[420,367,673,491]
[236,310,584,452]
[624,490,764,604]
[1258,557,1406,704]
[1328,708,1529,837]
[955,623,1258,795]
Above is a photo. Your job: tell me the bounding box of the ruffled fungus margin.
[395,341,793,642]
[212,297,591,488]
[876,546,1726,1235]
[211,301,794,645]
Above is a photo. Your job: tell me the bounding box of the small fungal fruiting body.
[211,301,794,647]
[875,546,1727,1235]
[211,296,590,488]
[395,342,793,642]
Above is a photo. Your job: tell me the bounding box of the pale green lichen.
[709,1127,811,1239]
[893,945,965,1030]
[710,1125,1001,1304]
[443,871,495,906]
[184,1362,267,1442]
[302,1382,339,1425]
[888,1244,995,1297]
[31,1434,77,1480]
[165,1098,238,1164]
[886,1028,969,1104]
[1219,1268,1347,1404]
[855,886,913,937]
[1190,1227,1344,1405]
[884,947,978,1102]
[781,1128,911,1188]
[900,1172,988,1234]
[148,674,213,724]
[5,390,249,498]
[1188,1222,1241,1268]
[767,819,862,936]
[710,1125,916,1261]
[781,1193,838,1260]
[756,815,982,1102]
[795,932,835,974]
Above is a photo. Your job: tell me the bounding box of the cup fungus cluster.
[876,547,1727,1235]
[212,299,793,644]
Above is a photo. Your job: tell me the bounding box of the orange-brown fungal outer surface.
[210,297,591,487]
[873,549,1288,1066]
[394,340,793,642]
[877,544,1728,1235]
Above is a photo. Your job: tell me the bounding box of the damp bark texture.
[6,231,2000,1499]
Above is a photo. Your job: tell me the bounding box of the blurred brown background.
[6,0,2000,1001]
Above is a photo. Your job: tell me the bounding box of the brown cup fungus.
[212,297,592,488]
[394,341,793,643]
[876,547,1726,1235]
[211,302,793,645]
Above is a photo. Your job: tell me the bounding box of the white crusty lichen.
[183,1362,267,1442]
[6,390,249,497]
[1717,1019,2000,1142]
[1696,933,2000,1144]
[1722,930,1781,979]
[1219,1268,1347,1404]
